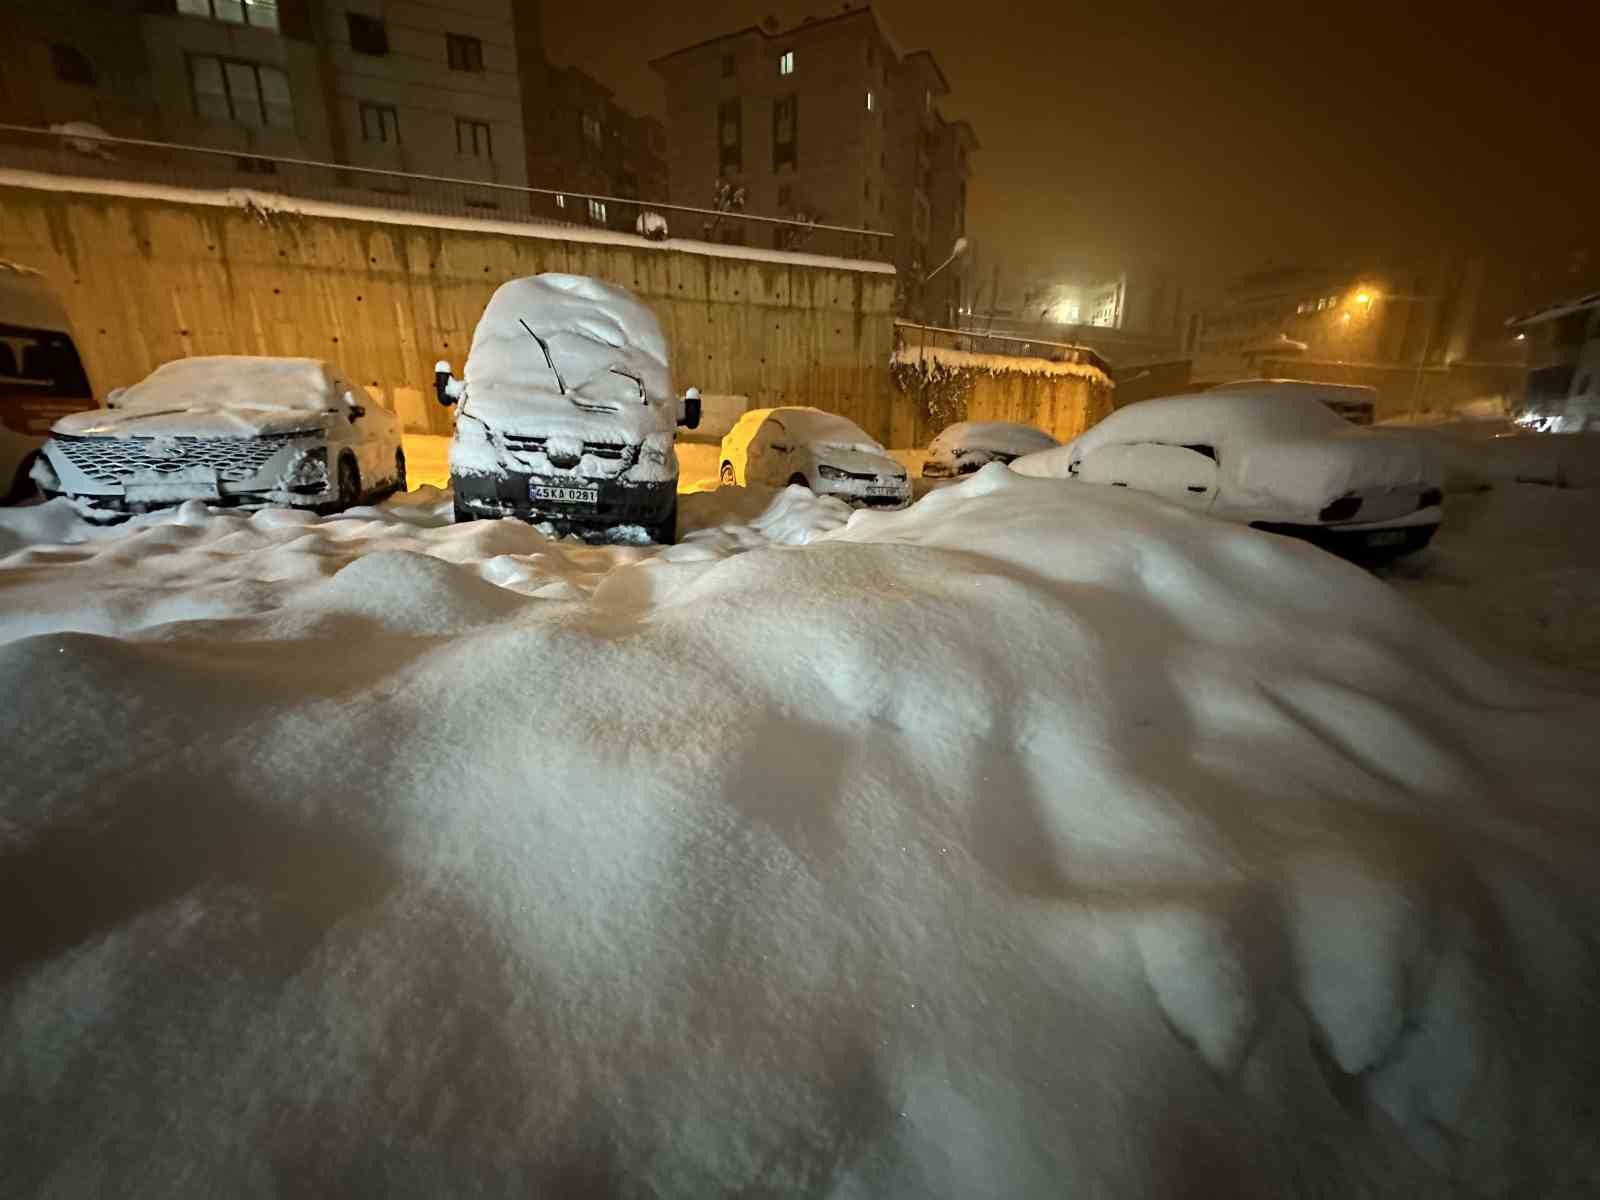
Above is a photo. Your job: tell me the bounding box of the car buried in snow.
[436,274,701,543]
[1011,383,1443,561]
[32,356,404,520]
[719,407,911,508]
[922,420,1060,479]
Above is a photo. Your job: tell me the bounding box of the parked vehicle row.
[5,263,1442,561]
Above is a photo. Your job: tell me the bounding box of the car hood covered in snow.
[56,356,348,438]
[456,274,676,446]
[812,443,905,478]
[926,421,1058,469]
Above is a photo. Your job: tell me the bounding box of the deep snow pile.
[2,468,1599,1197]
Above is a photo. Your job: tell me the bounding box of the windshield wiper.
[519,319,567,395]
[608,367,646,404]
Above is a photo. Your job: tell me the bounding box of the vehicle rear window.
[0,323,92,398]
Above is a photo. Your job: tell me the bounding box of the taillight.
[1319,495,1362,523]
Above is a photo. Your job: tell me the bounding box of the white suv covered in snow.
[1013,384,1443,560]
[34,356,404,520]
[437,274,700,543]
[719,407,911,508]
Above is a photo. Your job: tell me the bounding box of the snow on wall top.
[892,343,1111,387]
[0,168,896,276]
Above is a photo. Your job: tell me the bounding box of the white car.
[33,356,404,520]
[720,407,911,508]
[923,421,1059,478]
[1012,384,1443,560]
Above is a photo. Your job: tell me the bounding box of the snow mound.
[1,467,1598,1195]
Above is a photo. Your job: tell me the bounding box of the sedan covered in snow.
[720,407,910,508]
[1011,383,1443,559]
[437,274,700,543]
[33,356,404,520]
[923,420,1059,478]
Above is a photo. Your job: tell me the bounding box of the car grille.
[500,435,634,465]
[54,433,297,484]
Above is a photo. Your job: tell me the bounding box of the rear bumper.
[1250,519,1439,560]
[452,471,676,532]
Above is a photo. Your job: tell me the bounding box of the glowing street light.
[1355,291,1373,306]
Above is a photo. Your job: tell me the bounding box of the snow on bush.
[891,343,1111,387]
[1,468,1598,1195]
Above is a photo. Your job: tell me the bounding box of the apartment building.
[650,6,976,318]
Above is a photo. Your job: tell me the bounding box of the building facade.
[2,0,537,200]
[650,7,976,318]
[1513,291,1600,430]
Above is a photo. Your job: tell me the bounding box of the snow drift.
[1,467,1598,1197]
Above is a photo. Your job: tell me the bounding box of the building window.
[581,111,603,152]
[718,97,742,173]
[555,194,566,209]
[455,117,492,158]
[177,0,279,31]
[50,44,96,87]
[721,52,735,77]
[347,12,388,55]
[358,101,399,143]
[446,33,484,72]
[778,50,794,76]
[866,90,875,112]
[588,198,607,224]
[189,55,292,129]
[772,93,797,171]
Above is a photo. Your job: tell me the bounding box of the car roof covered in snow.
[465,274,672,405]
[112,356,351,412]
[928,421,1058,457]
[1074,387,1352,454]
[763,406,883,451]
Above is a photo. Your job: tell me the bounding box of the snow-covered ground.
[2,460,1598,1196]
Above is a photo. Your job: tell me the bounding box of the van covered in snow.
[0,261,95,503]
[438,274,700,542]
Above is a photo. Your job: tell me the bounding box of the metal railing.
[0,123,895,263]
[895,320,1111,373]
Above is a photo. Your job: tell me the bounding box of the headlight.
[284,446,329,491]
[817,464,849,481]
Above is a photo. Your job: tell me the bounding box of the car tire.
[453,501,476,524]
[336,455,361,511]
[2,452,40,506]
[720,461,736,487]
[393,449,407,495]
[648,498,678,546]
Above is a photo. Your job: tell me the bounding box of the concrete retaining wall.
[0,178,899,440]
[889,352,1116,447]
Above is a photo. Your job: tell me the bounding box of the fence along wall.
[0,178,899,440]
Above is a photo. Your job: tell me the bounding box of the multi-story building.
[650,6,975,318]
[524,66,669,230]
[2,0,537,202]
[1512,290,1600,430]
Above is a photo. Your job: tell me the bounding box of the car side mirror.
[434,360,464,407]
[677,387,702,430]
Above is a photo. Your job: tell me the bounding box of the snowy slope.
[1,468,1598,1197]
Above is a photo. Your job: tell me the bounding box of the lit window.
[1316,298,1326,311]
[866,90,875,112]
[1329,294,1340,307]
[589,199,607,224]
[779,51,794,76]
[555,194,566,209]
[178,0,279,30]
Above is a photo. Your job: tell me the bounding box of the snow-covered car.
[33,356,404,520]
[1222,378,1378,425]
[719,407,911,508]
[922,420,1059,479]
[1012,384,1443,559]
[1,261,96,504]
[437,274,701,543]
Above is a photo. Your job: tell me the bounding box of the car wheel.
[393,449,407,494]
[2,452,40,506]
[453,501,476,524]
[720,461,736,487]
[336,455,361,511]
[648,498,678,545]
[787,473,810,489]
